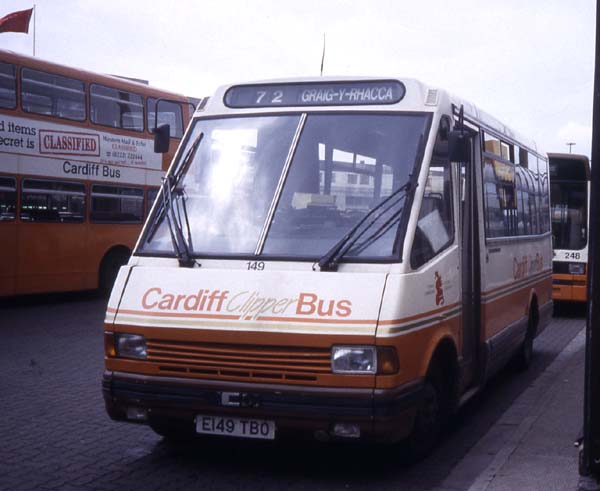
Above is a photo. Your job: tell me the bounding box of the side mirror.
[153,124,170,153]
[448,129,471,163]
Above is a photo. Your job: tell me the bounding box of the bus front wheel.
[402,364,446,461]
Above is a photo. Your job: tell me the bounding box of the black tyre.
[403,367,446,462]
[514,327,534,371]
[514,305,538,371]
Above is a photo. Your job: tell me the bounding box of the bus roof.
[1,49,190,102]
[200,76,541,156]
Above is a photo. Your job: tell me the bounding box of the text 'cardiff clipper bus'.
[102,77,552,457]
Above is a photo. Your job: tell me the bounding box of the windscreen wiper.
[173,131,204,183]
[148,132,204,267]
[163,176,196,268]
[345,206,405,256]
[317,180,416,271]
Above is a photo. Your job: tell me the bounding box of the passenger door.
[455,123,483,390]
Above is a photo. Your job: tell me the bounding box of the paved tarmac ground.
[0,294,585,490]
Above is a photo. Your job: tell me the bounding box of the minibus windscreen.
[139,112,430,259]
[551,180,587,250]
[262,113,430,258]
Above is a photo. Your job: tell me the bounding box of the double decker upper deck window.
[0,62,16,109]
[21,68,85,120]
[90,84,144,132]
[147,98,184,138]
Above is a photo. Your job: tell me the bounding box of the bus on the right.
[550,153,590,302]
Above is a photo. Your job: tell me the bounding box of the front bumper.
[102,371,423,443]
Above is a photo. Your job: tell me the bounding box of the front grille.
[147,340,331,382]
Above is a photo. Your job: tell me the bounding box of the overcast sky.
[1,0,595,156]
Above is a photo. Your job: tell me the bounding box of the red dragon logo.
[434,271,445,306]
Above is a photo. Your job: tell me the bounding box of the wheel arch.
[422,334,460,407]
[98,245,132,292]
[427,336,460,378]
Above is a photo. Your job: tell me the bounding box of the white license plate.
[195,415,276,440]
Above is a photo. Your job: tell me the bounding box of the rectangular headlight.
[331,346,376,374]
[115,333,147,359]
[568,263,586,275]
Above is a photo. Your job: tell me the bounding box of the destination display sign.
[549,158,588,181]
[224,80,405,108]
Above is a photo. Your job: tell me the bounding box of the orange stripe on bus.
[114,307,376,325]
[115,308,240,321]
[378,302,461,326]
[482,270,551,296]
[255,315,376,325]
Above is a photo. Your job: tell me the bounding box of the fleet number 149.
[246,261,265,270]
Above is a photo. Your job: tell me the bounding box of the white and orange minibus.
[549,153,590,302]
[0,50,193,296]
[103,77,552,457]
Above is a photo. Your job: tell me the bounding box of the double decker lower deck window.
[146,188,159,217]
[20,179,86,222]
[0,176,17,220]
[90,185,143,223]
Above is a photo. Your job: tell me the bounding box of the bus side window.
[20,179,86,222]
[147,98,184,138]
[0,176,17,220]
[0,62,17,109]
[536,155,551,234]
[90,84,144,132]
[411,120,454,269]
[90,185,144,223]
[21,68,86,121]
